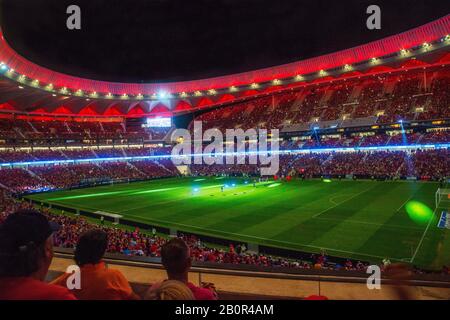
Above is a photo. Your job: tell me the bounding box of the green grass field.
[27,177,450,270]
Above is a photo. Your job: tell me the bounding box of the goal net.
[435,188,450,209]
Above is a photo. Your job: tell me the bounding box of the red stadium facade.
[0,15,449,117]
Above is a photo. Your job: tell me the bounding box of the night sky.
[1,0,449,83]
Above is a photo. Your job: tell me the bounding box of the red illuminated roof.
[1,15,449,96]
[0,15,449,117]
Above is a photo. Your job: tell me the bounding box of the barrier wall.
[49,250,450,300]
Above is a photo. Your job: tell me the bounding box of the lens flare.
[405,201,434,225]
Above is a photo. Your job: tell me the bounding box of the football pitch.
[27,177,449,270]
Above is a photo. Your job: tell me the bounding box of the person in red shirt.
[0,209,76,300]
[145,238,217,300]
[150,242,158,256]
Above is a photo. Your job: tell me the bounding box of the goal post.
[435,188,450,209]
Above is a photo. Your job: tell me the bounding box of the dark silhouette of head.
[161,238,191,281]
[74,229,108,266]
[0,209,59,280]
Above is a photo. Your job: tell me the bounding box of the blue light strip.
[0,143,449,168]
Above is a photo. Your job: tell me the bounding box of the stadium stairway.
[27,121,39,134]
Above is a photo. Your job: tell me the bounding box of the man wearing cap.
[0,209,76,300]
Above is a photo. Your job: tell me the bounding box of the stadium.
[0,2,449,302]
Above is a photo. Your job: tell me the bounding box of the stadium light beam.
[398,120,408,145]
[158,91,168,99]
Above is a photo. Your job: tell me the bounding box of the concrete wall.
[48,256,450,300]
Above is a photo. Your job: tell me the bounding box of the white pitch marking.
[314,217,423,230]
[395,193,416,213]
[410,208,437,263]
[329,194,354,205]
[313,183,378,218]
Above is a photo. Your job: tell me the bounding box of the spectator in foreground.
[147,280,195,300]
[384,263,416,300]
[52,229,139,300]
[0,209,76,300]
[145,238,218,300]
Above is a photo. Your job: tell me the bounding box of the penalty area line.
[410,208,436,263]
[314,217,423,231]
[313,183,378,218]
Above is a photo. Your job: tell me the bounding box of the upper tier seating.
[194,69,450,132]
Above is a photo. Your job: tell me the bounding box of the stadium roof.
[0,15,449,117]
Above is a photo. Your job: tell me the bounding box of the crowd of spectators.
[0,68,448,149]
[0,147,173,164]
[0,168,48,193]
[193,69,450,132]
[0,205,218,300]
[0,198,383,274]
[0,186,445,284]
[1,171,449,300]
[0,159,179,193]
[0,129,447,168]
[0,145,448,193]
[281,130,449,150]
[0,118,173,143]
[191,148,449,180]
